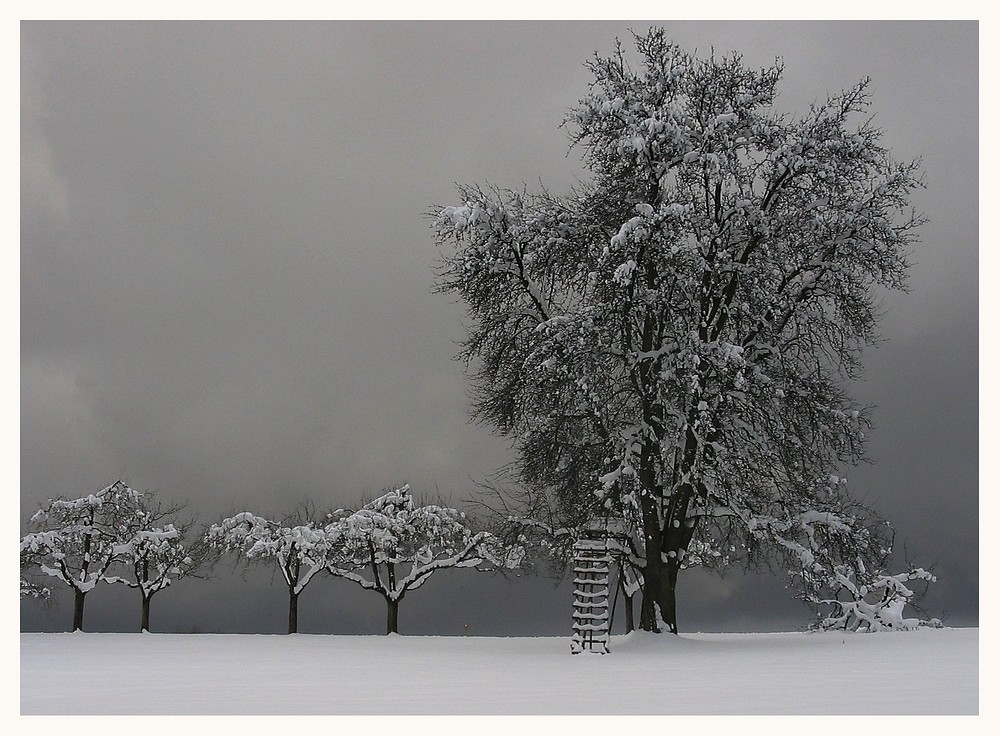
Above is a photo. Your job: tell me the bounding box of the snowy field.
[21,627,977,715]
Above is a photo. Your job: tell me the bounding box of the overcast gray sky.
[20,20,978,635]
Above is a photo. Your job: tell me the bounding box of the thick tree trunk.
[72,589,86,632]
[639,556,679,633]
[288,589,299,634]
[141,594,152,632]
[637,435,680,634]
[385,597,399,635]
[640,415,704,635]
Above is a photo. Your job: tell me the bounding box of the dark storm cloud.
[21,20,978,634]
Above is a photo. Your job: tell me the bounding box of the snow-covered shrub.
[809,563,940,632]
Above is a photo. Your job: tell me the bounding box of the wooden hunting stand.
[570,519,628,654]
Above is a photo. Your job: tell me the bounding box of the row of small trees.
[207,485,522,634]
[20,481,523,635]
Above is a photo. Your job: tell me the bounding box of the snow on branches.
[110,505,203,632]
[771,511,943,633]
[20,482,149,601]
[808,564,940,632]
[207,507,335,634]
[208,487,523,634]
[20,545,51,600]
[21,481,200,631]
[326,485,523,634]
[208,511,333,596]
[433,27,927,634]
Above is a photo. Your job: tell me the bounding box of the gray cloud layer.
[21,20,977,634]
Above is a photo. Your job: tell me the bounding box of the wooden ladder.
[570,534,611,654]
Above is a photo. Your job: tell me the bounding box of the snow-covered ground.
[20,628,977,715]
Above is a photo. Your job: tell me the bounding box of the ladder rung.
[573,612,609,621]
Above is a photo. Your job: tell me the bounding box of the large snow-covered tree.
[324,485,523,634]
[207,506,334,634]
[20,481,149,631]
[433,29,924,634]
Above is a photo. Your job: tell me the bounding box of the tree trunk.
[640,417,703,635]
[639,554,679,633]
[623,588,635,634]
[637,437,679,634]
[638,525,680,634]
[639,567,679,633]
[616,568,635,634]
[72,589,86,632]
[288,589,299,634]
[385,596,399,635]
[141,594,152,633]
[638,536,664,632]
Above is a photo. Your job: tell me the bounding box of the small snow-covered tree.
[109,498,208,632]
[325,485,523,635]
[207,505,334,634]
[20,481,148,631]
[433,28,925,634]
[112,526,192,632]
